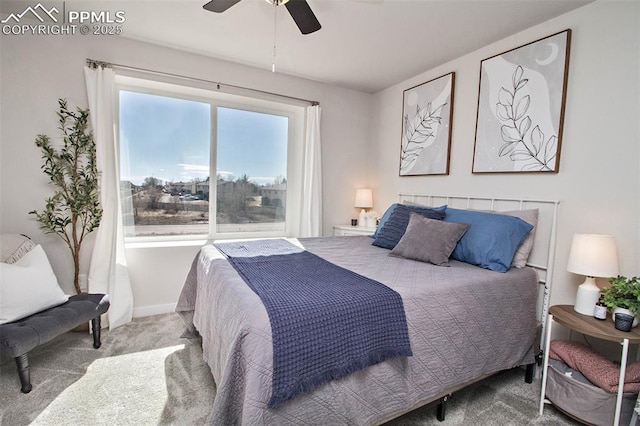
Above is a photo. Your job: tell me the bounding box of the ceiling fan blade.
[284,0,321,35]
[203,0,242,13]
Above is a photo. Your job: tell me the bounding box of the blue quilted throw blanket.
[214,239,412,407]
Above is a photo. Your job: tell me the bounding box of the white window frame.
[115,75,304,243]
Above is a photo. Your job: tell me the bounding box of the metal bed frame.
[398,193,560,356]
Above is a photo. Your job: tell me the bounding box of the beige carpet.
[0,313,579,425]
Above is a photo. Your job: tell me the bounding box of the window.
[216,106,289,234]
[117,76,303,240]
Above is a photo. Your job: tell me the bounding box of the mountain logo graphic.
[1,3,59,24]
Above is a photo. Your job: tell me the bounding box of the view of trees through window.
[119,90,289,237]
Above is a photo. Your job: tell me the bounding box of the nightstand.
[333,225,376,236]
[539,305,640,425]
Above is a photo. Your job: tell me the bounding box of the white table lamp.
[567,234,619,316]
[354,189,373,228]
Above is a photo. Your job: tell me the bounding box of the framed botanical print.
[399,72,454,176]
[472,29,571,173]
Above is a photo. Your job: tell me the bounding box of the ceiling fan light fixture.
[264,0,290,5]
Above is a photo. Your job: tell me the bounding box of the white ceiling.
[55,1,595,93]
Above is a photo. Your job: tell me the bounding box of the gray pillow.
[500,209,538,268]
[372,204,446,249]
[390,213,470,266]
[1,234,36,264]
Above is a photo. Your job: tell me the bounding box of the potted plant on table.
[29,99,102,295]
[600,276,640,327]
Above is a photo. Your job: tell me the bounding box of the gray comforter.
[176,236,538,425]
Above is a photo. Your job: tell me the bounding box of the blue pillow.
[373,203,446,239]
[443,207,534,273]
[372,204,399,239]
[372,204,446,249]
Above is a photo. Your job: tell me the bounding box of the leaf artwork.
[495,66,557,171]
[400,101,447,172]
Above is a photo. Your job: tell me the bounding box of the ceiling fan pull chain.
[272,1,277,73]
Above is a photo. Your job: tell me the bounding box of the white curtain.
[84,65,133,329]
[299,105,323,237]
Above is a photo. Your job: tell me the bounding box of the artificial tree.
[29,99,102,294]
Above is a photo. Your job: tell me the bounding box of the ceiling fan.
[203,0,322,35]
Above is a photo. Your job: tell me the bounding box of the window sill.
[124,238,209,249]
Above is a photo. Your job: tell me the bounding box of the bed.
[176,194,560,425]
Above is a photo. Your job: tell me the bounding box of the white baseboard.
[133,303,176,318]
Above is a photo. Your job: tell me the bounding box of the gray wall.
[370,1,639,307]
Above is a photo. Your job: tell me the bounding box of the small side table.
[539,305,640,425]
[333,225,376,236]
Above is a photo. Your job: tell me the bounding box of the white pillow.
[0,244,69,325]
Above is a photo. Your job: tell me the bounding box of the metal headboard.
[398,193,560,351]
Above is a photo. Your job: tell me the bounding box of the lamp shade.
[567,234,619,278]
[354,189,373,209]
